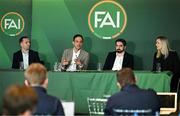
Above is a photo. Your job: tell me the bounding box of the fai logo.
[1,12,24,36]
[88,1,127,39]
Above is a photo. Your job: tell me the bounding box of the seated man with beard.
[103,39,134,70]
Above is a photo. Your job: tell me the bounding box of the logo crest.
[1,12,25,36]
[88,1,127,39]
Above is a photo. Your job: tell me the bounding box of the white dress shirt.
[66,49,80,71]
[112,52,124,71]
[22,51,29,69]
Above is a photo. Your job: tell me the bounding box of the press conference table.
[0,70,172,114]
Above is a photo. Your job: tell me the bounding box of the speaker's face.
[156,39,162,50]
[116,41,126,53]
[73,37,83,50]
[21,38,30,51]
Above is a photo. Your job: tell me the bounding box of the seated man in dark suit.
[24,63,64,115]
[12,36,40,69]
[103,39,134,70]
[104,68,160,115]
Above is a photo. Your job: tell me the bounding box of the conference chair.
[87,97,107,115]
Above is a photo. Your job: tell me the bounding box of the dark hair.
[116,68,135,87]
[73,34,84,42]
[3,85,38,115]
[19,36,29,44]
[115,39,127,46]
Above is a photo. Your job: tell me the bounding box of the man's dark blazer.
[12,50,40,69]
[104,84,160,115]
[103,51,134,70]
[33,86,64,115]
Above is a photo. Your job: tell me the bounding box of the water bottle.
[19,61,24,70]
[57,62,61,71]
[97,62,102,71]
[53,62,58,71]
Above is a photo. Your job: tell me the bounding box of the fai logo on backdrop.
[1,12,24,36]
[88,1,127,39]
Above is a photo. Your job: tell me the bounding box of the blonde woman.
[153,36,180,92]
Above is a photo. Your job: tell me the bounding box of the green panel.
[31,0,180,70]
[0,0,180,70]
[31,0,79,69]
[135,71,171,91]
[48,72,73,101]
[0,0,32,68]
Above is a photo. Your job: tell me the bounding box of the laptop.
[157,92,177,115]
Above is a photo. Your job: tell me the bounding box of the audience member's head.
[19,36,31,51]
[24,63,48,88]
[72,34,84,51]
[116,68,136,88]
[115,39,127,53]
[155,36,171,59]
[3,85,37,115]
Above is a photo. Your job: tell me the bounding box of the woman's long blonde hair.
[156,36,171,59]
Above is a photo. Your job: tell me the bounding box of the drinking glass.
[97,62,102,71]
[19,61,24,70]
[156,63,161,72]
